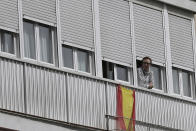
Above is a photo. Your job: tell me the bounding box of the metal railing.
[105,115,184,131]
[0,55,195,130]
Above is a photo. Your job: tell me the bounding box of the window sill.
[0,52,16,58]
[116,79,131,85]
[151,88,164,93]
[23,57,55,68]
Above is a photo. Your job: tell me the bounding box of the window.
[102,61,133,83]
[182,71,191,97]
[62,46,73,69]
[77,50,90,73]
[23,20,56,64]
[137,60,166,90]
[39,25,53,63]
[172,69,180,94]
[23,21,36,59]
[102,61,114,80]
[151,65,165,90]
[62,45,93,74]
[172,68,195,97]
[0,30,17,55]
[116,65,128,81]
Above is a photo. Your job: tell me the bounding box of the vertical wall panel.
[107,84,196,130]
[60,0,94,49]
[135,91,196,131]
[0,58,24,112]
[168,8,194,69]
[99,0,132,65]
[133,3,165,64]
[25,65,67,122]
[0,0,19,31]
[107,83,117,130]
[22,0,56,24]
[67,74,106,129]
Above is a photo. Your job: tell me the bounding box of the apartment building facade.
[0,0,196,130]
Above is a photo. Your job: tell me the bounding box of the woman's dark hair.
[142,57,152,64]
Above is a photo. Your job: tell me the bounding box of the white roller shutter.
[0,0,19,31]
[60,0,94,49]
[168,10,194,69]
[99,0,132,65]
[133,3,165,64]
[22,0,56,24]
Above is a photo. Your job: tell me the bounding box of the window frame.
[114,64,132,84]
[181,70,194,98]
[75,48,92,74]
[151,64,166,92]
[62,45,74,69]
[102,60,114,80]
[61,45,94,75]
[172,68,194,98]
[23,20,56,66]
[172,68,181,96]
[102,60,134,84]
[136,59,166,91]
[0,30,18,57]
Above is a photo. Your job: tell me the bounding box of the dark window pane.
[77,50,89,72]
[182,71,191,97]
[23,21,36,59]
[117,65,128,81]
[151,66,162,90]
[1,32,14,54]
[39,25,53,63]
[172,69,180,94]
[102,61,114,80]
[62,46,73,68]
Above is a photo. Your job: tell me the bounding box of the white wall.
[157,0,196,12]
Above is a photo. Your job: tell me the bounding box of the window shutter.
[99,0,132,65]
[22,0,56,24]
[133,3,165,64]
[60,0,94,49]
[168,7,194,69]
[0,0,19,31]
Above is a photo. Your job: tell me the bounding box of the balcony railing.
[105,115,183,131]
[0,55,196,130]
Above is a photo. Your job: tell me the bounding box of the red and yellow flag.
[117,85,135,131]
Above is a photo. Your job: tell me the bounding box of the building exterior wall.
[157,0,196,12]
[0,0,196,131]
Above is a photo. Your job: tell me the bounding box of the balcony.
[0,55,196,131]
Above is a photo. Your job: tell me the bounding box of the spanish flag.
[117,85,135,131]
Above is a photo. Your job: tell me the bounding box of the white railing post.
[56,0,62,68]
[18,0,24,59]
[192,15,196,99]
[163,5,174,94]
[129,1,138,87]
